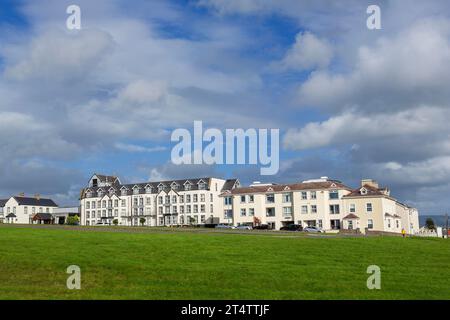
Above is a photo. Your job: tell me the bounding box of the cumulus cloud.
[276,32,333,71]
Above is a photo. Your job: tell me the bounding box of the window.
[200,205,205,213]
[133,187,139,195]
[186,195,191,203]
[114,200,119,207]
[240,209,246,217]
[92,201,96,209]
[301,205,308,214]
[282,193,291,203]
[180,195,184,203]
[366,203,373,212]
[200,194,205,202]
[249,195,254,203]
[186,205,191,213]
[173,206,177,214]
[396,220,399,228]
[172,196,177,203]
[201,215,206,223]
[311,191,317,200]
[330,204,340,214]
[330,219,340,230]
[283,207,292,216]
[348,220,353,230]
[199,182,206,190]
[329,190,339,199]
[210,204,213,213]
[165,195,170,204]
[193,205,198,213]
[146,197,151,205]
[210,193,213,202]
[193,194,198,202]
[114,209,118,217]
[121,200,126,207]
[241,195,246,203]
[185,184,191,191]
[311,205,317,214]
[387,219,391,228]
[266,194,275,203]
[86,202,90,209]
[318,220,323,228]
[368,219,374,229]
[158,196,163,204]
[24,207,28,214]
[224,197,232,205]
[350,204,356,213]
[266,208,275,217]
[301,192,307,200]
[180,206,185,214]
[249,208,255,216]
[121,189,127,196]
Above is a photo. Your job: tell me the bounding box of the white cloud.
[115,143,167,153]
[277,32,333,71]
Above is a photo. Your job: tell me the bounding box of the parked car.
[235,225,253,230]
[253,224,269,230]
[303,226,323,233]
[280,224,303,231]
[215,224,235,229]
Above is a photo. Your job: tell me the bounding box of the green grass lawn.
[0,224,449,300]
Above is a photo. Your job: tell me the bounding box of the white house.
[2,195,58,224]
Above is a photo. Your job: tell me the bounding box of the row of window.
[85,204,214,218]
[233,190,340,205]
[85,193,214,209]
[6,206,50,214]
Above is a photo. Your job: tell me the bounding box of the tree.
[112,219,119,226]
[139,217,146,226]
[425,217,436,230]
[66,215,80,226]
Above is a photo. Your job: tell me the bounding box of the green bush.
[66,215,80,226]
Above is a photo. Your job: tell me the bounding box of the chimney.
[18,192,25,197]
[361,179,379,189]
[34,194,41,200]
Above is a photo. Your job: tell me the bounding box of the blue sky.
[1,0,450,215]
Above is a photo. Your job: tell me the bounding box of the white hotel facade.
[79,174,239,226]
[79,174,419,234]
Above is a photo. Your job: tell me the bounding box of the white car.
[303,226,324,233]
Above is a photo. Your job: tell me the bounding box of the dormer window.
[86,190,92,198]
[171,182,179,190]
[145,185,152,193]
[133,186,140,195]
[185,184,191,191]
[360,188,367,195]
[121,188,128,196]
[329,190,339,200]
[92,178,98,188]
[109,188,115,196]
[97,189,104,197]
[158,184,164,192]
[198,180,206,190]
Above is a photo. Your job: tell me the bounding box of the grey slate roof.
[81,177,238,199]
[13,197,58,207]
[0,199,7,207]
[33,213,54,220]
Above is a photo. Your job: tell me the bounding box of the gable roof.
[224,180,351,196]
[222,179,239,192]
[343,184,389,198]
[343,214,360,220]
[12,196,58,207]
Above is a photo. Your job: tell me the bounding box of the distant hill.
[419,215,449,227]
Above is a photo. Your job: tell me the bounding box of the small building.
[2,195,58,224]
[53,207,80,224]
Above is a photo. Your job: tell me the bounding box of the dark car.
[253,224,270,230]
[280,224,303,231]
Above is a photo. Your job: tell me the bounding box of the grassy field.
[0,224,449,300]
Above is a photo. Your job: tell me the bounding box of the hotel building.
[79,174,239,226]
[221,177,419,234]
